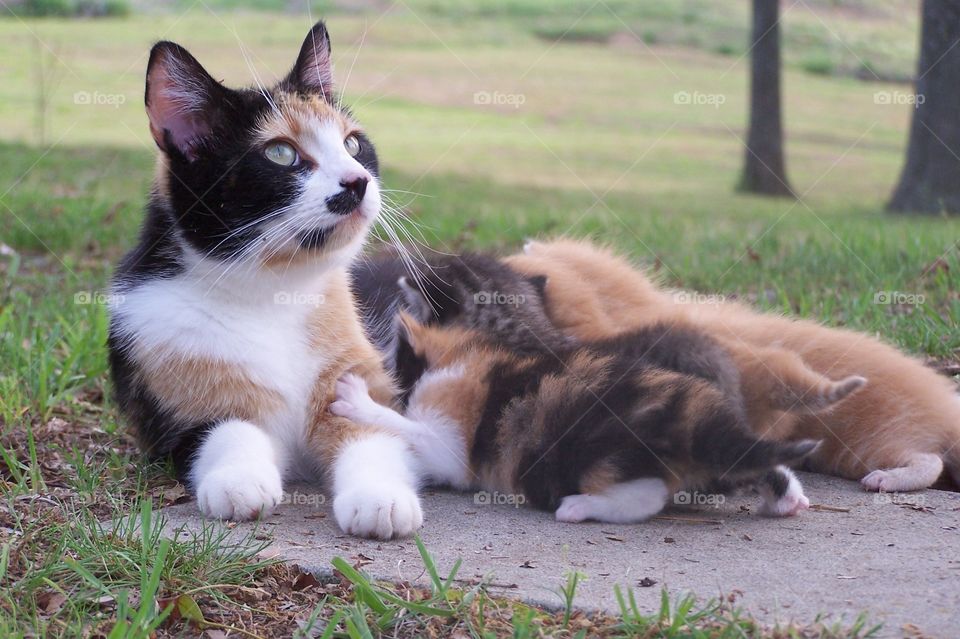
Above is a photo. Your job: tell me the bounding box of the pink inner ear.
[146,64,211,160]
[299,39,334,97]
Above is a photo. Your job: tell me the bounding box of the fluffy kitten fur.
[506,238,960,491]
[336,254,820,522]
[108,23,422,539]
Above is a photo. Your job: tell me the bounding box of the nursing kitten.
[334,256,820,522]
[353,253,864,419]
[506,238,960,491]
[108,23,422,539]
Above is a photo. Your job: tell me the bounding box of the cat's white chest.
[113,276,327,438]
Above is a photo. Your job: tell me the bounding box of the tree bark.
[739,0,793,197]
[888,0,960,215]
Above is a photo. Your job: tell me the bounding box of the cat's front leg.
[190,419,285,520]
[329,427,423,539]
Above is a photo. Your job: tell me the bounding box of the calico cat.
[108,23,422,539]
[335,255,824,522]
[506,238,960,492]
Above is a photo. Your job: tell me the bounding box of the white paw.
[196,463,283,521]
[555,494,597,523]
[861,469,896,492]
[329,399,357,418]
[331,374,378,423]
[333,483,423,539]
[762,491,810,517]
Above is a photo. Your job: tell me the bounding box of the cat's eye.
[264,141,299,166]
[344,134,361,157]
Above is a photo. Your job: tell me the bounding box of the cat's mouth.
[294,208,369,251]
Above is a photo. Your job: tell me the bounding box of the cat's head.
[145,22,379,274]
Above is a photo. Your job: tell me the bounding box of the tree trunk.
[739,0,793,197]
[888,0,960,215]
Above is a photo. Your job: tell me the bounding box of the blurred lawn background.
[2,1,959,635]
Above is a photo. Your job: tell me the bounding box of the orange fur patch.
[511,238,960,483]
[254,92,358,157]
[132,347,285,424]
[303,270,400,470]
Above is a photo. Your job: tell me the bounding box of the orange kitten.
[506,238,960,491]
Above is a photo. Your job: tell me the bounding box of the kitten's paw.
[329,399,357,418]
[331,374,378,423]
[760,473,810,517]
[333,483,423,539]
[762,491,810,517]
[555,494,597,523]
[861,469,915,492]
[329,373,377,423]
[337,373,370,399]
[196,463,283,521]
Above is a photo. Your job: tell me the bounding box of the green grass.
[0,3,955,636]
[167,0,919,81]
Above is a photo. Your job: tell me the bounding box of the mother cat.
[108,23,421,539]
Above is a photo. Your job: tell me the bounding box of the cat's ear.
[396,310,425,348]
[287,21,334,99]
[398,276,436,322]
[145,41,231,161]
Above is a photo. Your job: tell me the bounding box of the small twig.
[809,504,850,513]
[653,515,724,525]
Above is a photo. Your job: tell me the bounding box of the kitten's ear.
[396,310,425,348]
[145,41,230,161]
[398,276,435,323]
[288,21,334,99]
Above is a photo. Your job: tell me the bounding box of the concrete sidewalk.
[159,473,960,637]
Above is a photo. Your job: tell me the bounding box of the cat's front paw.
[196,463,283,521]
[333,483,423,539]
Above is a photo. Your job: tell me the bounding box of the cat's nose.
[326,176,369,215]
[341,176,368,201]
